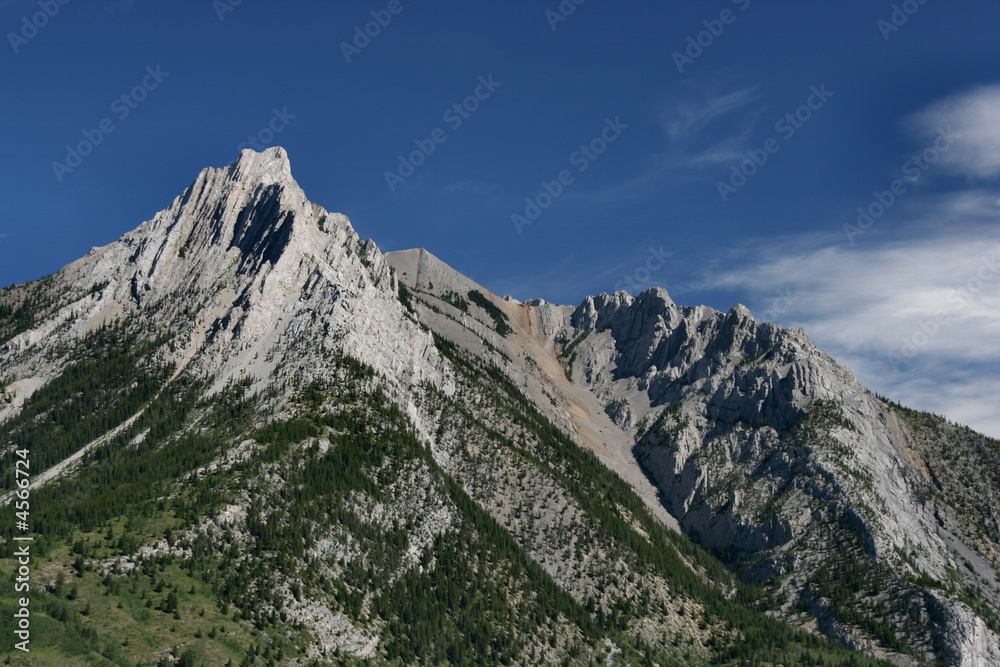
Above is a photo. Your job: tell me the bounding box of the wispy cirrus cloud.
[579,85,762,204]
[686,84,1000,437]
[908,84,1000,180]
[659,85,763,166]
[685,192,1000,437]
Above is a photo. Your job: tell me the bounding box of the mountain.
[1,147,997,666]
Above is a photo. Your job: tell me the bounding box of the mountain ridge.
[1,148,998,666]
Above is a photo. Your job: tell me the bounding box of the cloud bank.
[909,84,1000,180]
[689,191,1000,438]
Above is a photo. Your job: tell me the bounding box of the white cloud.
[659,86,762,166]
[887,370,1000,443]
[663,88,760,141]
[688,199,1000,438]
[909,84,1000,180]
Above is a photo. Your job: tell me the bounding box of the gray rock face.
[564,288,1000,665]
[385,246,1000,664]
[571,289,815,429]
[927,592,1000,667]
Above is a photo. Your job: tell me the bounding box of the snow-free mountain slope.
[1,148,997,666]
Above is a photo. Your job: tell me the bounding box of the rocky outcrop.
[383,248,1000,663]
[927,592,1000,667]
[562,287,1000,664]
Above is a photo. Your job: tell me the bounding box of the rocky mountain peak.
[228,145,295,186]
[3,149,448,406]
[167,145,311,267]
[3,149,999,666]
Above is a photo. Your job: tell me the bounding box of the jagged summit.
[2,148,448,403]
[228,145,295,186]
[163,145,313,269]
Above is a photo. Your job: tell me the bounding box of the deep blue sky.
[2,0,999,435]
